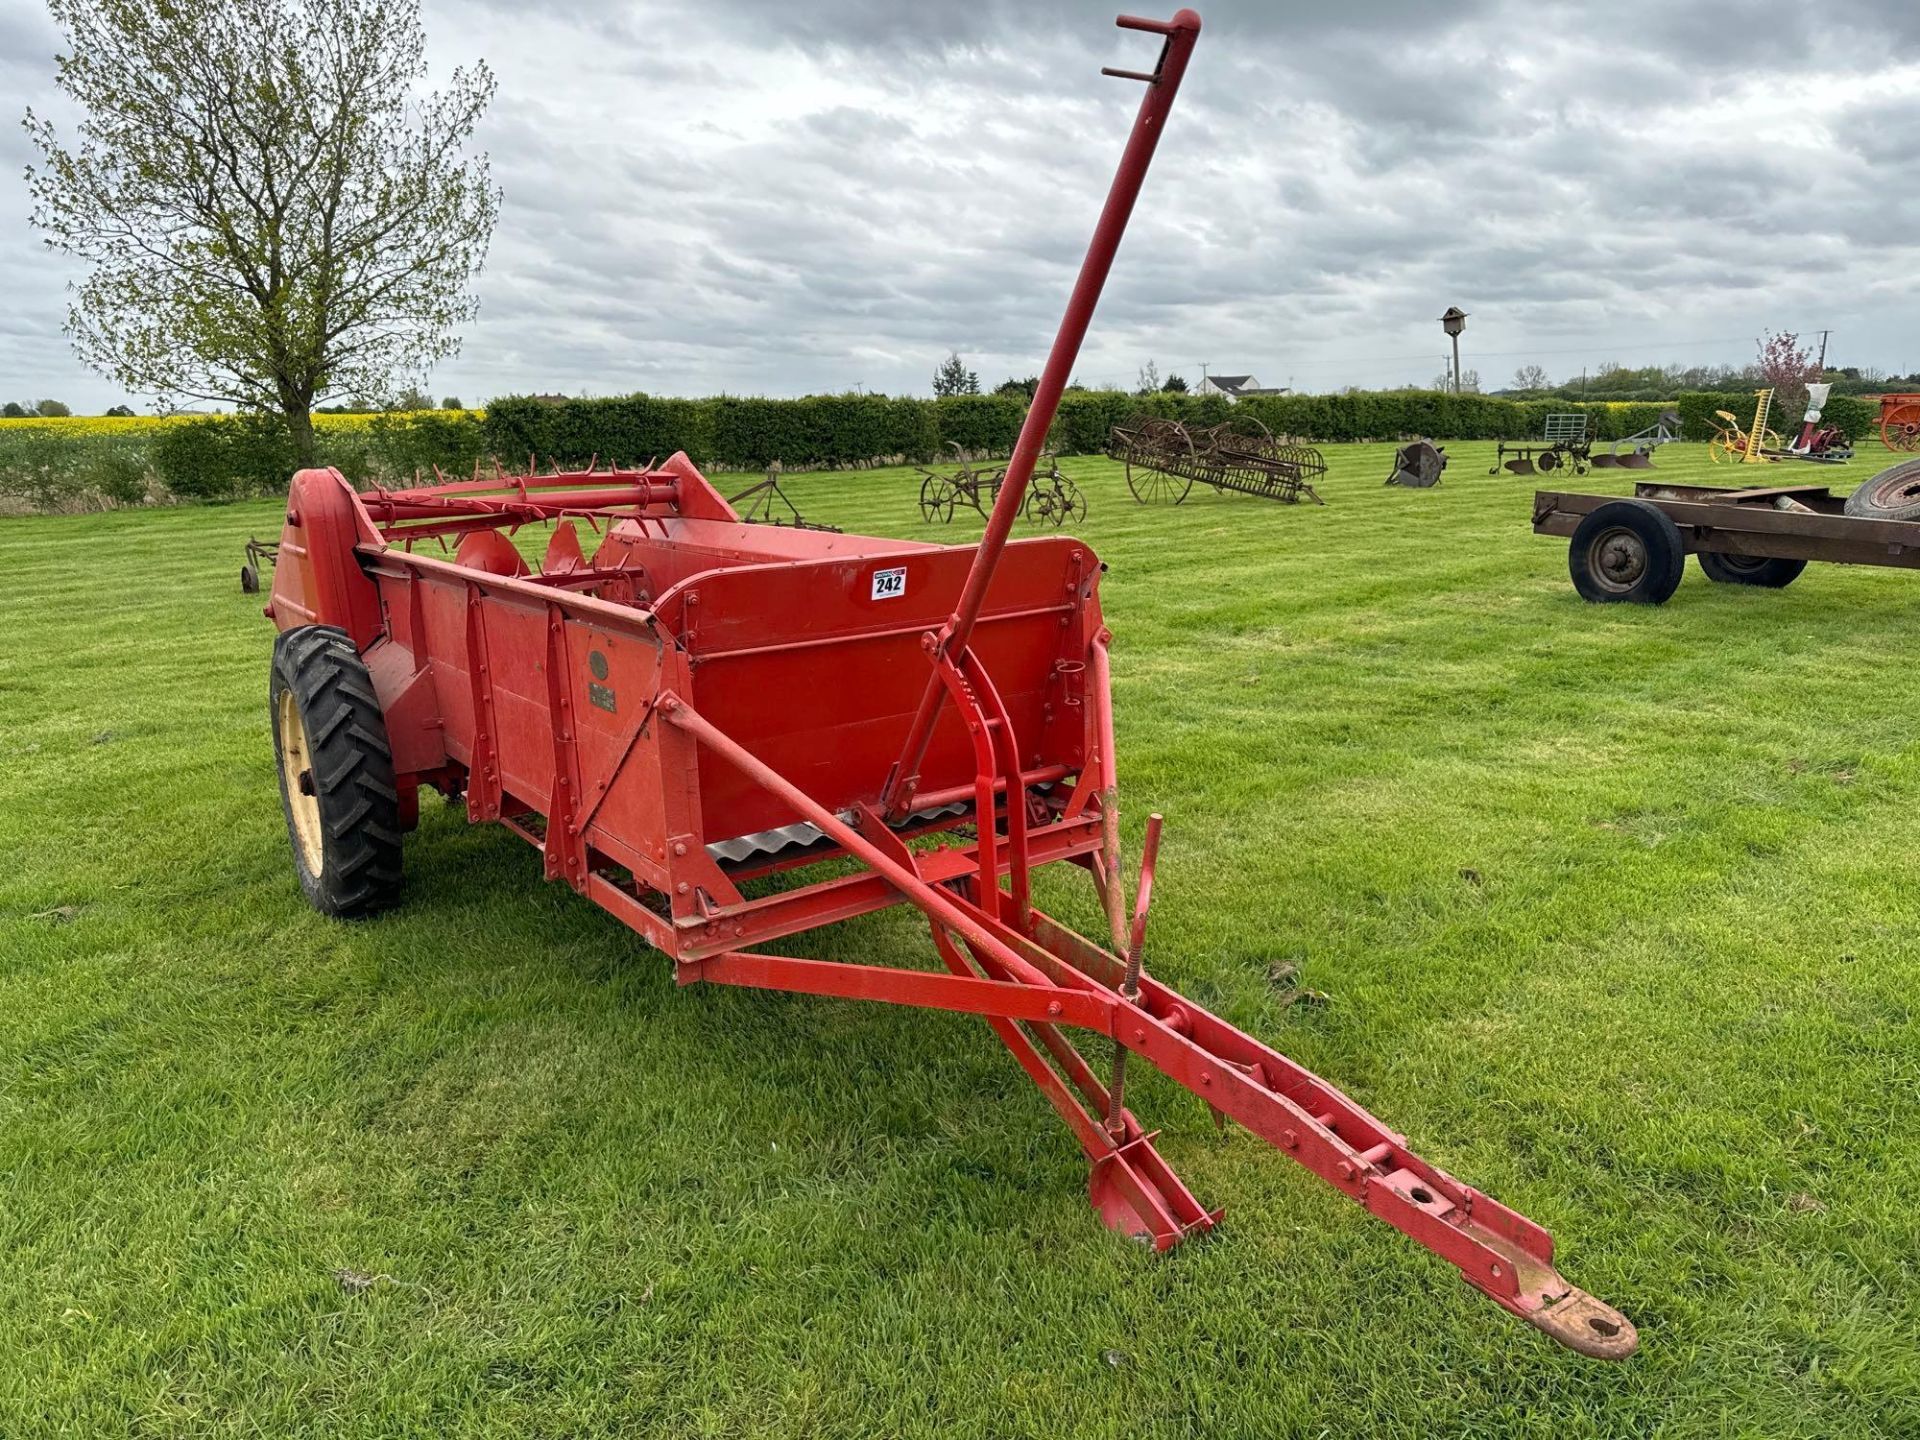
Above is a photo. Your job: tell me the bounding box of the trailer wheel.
[1843,459,1920,523]
[1696,551,1806,588]
[269,625,403,918]
[1567,499,1685,605]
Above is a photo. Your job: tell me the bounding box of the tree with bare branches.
[24,0,500,464]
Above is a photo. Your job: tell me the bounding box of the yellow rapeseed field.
[0,409,484,434]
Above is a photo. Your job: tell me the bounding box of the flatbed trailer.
[1533,479,1920,604]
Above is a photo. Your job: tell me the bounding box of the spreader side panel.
[660,537,1102,844]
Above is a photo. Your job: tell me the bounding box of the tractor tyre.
[1696,551,1806,588]
[269,625,403,918]
[1567,499,1685,605]
[1843,459,1920,523]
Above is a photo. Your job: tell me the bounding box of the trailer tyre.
[1696,551,1806,588]
[1567,500,1685,605]
[1843,459,1920,522]
[269,625,403,918]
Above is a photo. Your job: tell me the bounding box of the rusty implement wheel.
[1123,419,1195,504]
[1844,458,1920,522]
[918,473,956,524]
[1126,462,1191,505]
[1568,499,1685,605]
[270,625,403,917]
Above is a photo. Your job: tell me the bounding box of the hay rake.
[255,9,1632,1360]
[1106,416,1327,505]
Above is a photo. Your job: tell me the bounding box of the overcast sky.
[3,0,1918,412]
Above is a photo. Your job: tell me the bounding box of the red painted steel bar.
[883,10,1202,817]
[659,693,1062,993]
[663,691,1637,1357]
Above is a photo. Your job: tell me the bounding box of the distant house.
[1199,373,1290,401]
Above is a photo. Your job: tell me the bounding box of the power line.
[1271,334,1761,370]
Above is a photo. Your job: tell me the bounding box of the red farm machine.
[258,12,1634,1360]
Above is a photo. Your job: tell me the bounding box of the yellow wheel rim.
[277,688,324,875]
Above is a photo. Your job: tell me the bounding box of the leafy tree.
[1,402,26,418]
[1163,372,1188,393]
[994,376,1038,399]
[106,403,136,415]
[24,0,501,464]
[393,384,433,412]
[440,395,463,410]
[933,352,979,397]
[1511,363,1549,391]
[34,399,73,416]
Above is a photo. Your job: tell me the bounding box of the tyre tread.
[270,625,403,918]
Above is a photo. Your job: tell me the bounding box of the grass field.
[3,441,1917,1437]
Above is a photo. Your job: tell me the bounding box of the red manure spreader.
[259,11,1634,1358]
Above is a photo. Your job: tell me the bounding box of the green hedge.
[482,394,716,469]
[11,388,1888,515]
[486,393,966,470]
[0,426,150,511]
[151,410,488,501]
[153,414,299,501]
[481,390,1704,470]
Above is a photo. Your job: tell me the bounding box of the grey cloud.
[2,0,1917,410]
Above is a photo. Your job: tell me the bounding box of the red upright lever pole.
[883,10,1202,816]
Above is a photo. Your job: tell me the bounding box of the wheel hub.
[1591,527,1646,592]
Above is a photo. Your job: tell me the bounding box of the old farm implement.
[1106,416,1327,505]
[1709,387,1853,466]
[1590,410,1681,471]
[1492,413,1593,477]
[1879,392,1920,452]
[1384,438,1448,488]
[1535,461,1920,604]
[1708,389,1784,464]
[259,10,1632,1359]
[727,468,841,532]
[917,443,1084,527]
[239,536,279,594]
